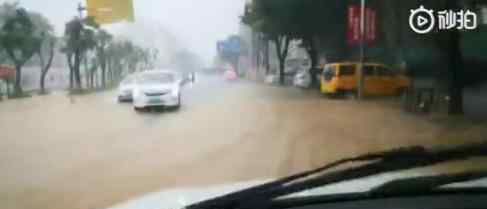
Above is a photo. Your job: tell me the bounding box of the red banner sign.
[347,5,361,45]
[365,7,376,44]
[347,5,376,46]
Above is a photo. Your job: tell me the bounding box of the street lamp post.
[358,0,365,100]
[77,2,86,19]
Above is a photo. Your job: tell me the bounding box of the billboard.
[86,0,134,24]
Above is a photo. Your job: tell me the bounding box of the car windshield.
[136,73,174,84]
[1,1,487,209]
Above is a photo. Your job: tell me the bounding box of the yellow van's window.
[363,65,375,76]
[339,65,355,76]
[323,65,336,81]
[377,66,394,76]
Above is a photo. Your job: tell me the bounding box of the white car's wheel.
[175,93,181,109]
[134,106,145,112]
[169,94,181,110]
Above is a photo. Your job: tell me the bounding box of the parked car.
[132,70,183,111]
[224,69,237,81]
[117,74,137,102]
[321,62,410,96]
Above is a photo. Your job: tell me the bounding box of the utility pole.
[358,0,366,100]
[77,2,86,18]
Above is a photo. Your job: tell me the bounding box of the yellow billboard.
[86,0,134,24]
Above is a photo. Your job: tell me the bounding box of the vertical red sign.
[347,5,376,46]
[365,8,376,44]
[347,5,360,45]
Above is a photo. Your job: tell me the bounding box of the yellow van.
[321,62,410,96]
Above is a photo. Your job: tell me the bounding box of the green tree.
[127,45,145,73]
[0,8,41,95]
[37,34,55,94]
[29,12,56,94]
[286,0,346,87]
[242,0,295,85]
[105,40,131,84]
[0,2,17,65]
[62,16,97,91]
[94,29,112,88]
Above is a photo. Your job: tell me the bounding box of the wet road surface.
[1,75,486,209]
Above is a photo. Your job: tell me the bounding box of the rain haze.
[11,0,246,65]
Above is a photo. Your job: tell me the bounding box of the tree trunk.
[304,37,319,88]
[67,53,74,90]
[73,51,82,90]
[107,60,112,86]
[264,40,270,75]
[40,70,48,94]
[39,42,55,94]
[101,61,107,88]
[14,64,22,95]
[309,49,318,88]
[101,67,106,88]
[446,0,464,114]
[83,56,89,89]
[5,79,10,97]
[101,54,106,88]
[90,71,95,89]
[69,69,73,89]
[273,36,291,85]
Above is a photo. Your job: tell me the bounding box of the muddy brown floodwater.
[1,76,486,209]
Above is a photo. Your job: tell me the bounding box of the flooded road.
[1,75,486,209]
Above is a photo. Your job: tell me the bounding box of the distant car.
[264,74,278,84]
[293,71,311,88]
[224,70,237,81]
[132,70,183,111]
[117,74,137,102]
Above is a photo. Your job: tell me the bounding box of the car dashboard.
[276,193,487,209]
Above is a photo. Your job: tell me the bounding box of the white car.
[117,74,137,102]
[132,71,183,111]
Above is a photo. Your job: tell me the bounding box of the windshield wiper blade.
[186,146,427,209]
[186,142,487,209]
[370,171,487,195]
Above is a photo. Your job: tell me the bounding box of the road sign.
[217,37,241,55]
[227,36,241,54]
[86,0,134,24]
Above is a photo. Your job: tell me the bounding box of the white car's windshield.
[137,73,175,85]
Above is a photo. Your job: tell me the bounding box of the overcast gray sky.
[10,0,246,65]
